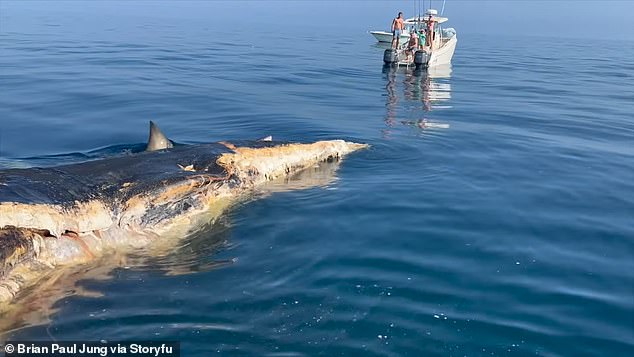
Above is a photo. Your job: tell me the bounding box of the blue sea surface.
[1,2,633,356]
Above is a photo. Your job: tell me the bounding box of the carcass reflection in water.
[0,219,233,339]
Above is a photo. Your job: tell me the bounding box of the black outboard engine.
[414,50,430,68]
[383,49,398,64]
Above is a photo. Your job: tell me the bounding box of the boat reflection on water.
[382,63,452,136]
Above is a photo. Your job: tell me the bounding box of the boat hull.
[391,36,457,68]
[428,36,457,67]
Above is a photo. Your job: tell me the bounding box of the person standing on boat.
[391,12,405,49]
[426,14,434,50]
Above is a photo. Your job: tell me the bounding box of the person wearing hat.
[418,27,427,50]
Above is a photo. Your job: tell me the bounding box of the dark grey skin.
[146,120,174,151]
[2,142,238,206]
[0,121,278,206]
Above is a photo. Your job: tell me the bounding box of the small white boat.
[370,30,410,45]
[382,9,457,69]
[369,15,426,45]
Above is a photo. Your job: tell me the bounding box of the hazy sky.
[2,1,634,41]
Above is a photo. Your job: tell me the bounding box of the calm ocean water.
[1,2,633,356]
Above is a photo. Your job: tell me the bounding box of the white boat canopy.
[404,16,448,25]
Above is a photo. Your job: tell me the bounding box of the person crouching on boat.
[406,31,419,62]
[391,12,404,49]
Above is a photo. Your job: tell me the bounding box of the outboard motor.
[414,50,430,68]
[383,49,398,64]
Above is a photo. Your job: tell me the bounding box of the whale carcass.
[0,122,367,305]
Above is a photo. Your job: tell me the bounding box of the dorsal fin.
[146,121,173,151]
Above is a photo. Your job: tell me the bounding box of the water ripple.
[1,7,633,357]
